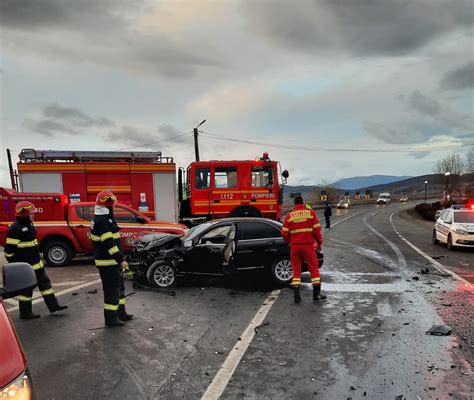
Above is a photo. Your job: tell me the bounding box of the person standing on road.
[91,191,134,328]
[324,201,332,229]
[282,196,326,303]
[4,201,68,319]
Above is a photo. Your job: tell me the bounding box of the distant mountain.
[331,175,412,190]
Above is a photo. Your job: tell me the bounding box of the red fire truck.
[14,149,178,222]
[178,153,289,223]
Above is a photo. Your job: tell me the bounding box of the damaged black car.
[127,217,323,287]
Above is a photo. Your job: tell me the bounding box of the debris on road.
[421,268,430,274]
[254,321,270,334]
[132,282,176,296]
[425,325,452,336]
[87,289,98,294]
[147,327,154,331]
[278,362,287,366]
[412,276,419,281]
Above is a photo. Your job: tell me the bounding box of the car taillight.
[1,370,34,399]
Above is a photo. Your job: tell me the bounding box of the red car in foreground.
[0,263,38,399]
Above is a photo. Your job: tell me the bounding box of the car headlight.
[455,228,469,236]
[1,370,34,400]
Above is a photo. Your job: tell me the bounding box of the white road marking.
[202,290,280,400]
[331,209,373,228]
[377,298,393,317]
[6,278,102,312]
[301,282,410,293]
[389,211,469,284]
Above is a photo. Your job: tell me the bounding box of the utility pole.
[194,119,206,162]
[7,149,16,190]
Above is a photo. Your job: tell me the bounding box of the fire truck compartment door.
[153,173,178,223]
[19,173,63,193]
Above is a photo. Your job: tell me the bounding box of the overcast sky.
[1,0,473,187]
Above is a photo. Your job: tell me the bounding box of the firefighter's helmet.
[15,201,37,217]
[96,191,117,207]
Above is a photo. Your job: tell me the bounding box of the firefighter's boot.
[19,301,40,320]
[313,285,327,302]
[293,286,302,304]
[104,311,125,327]
[44,294,68,313]
[118,304,134,321]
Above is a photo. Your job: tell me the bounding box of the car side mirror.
[136,216,147,224]
[0,263,38,300]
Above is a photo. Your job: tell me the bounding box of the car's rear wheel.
[270,256,293,285]
[447,234,454,251]
[146,260,176,287]
[43,240,74,267]
[432,229,439,244]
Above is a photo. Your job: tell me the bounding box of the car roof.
[206,217,282,226]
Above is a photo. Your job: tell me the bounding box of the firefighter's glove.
[122,267,135,280]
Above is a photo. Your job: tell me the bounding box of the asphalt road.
[2,202,473,399]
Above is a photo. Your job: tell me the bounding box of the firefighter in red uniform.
[282,196,326,303]
[90,191,134,327]
[4,201,68,319]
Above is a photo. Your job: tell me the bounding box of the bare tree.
[466,147,474,174]
[433,153,465,196]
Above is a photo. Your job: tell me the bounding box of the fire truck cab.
[179,153,288,224]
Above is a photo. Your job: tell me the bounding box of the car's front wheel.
[432,229,439,244]
[270,256,293,285]
[146,260,176,287]
[447,234,454,251]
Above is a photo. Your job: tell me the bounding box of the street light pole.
[193,119,206,162]
[424,180,428,204]
[444,172,451,202]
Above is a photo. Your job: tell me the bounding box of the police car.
[432,204,474,250]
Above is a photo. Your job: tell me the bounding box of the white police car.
[432,204,474,250]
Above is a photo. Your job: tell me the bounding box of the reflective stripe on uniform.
[311,277,320,282]
[32,260,44,270]
[6,237,20,245]
[104,303,119,311]
[119,298,126,305]
[112,232,121,239]
[313,223,321,228]
[17,239,39,248]
[100,232,114,241]
[281,227,289,232]
[90,234,101,241]
[17,295,32,302]
[4,252,14,258]
[108,246,119,255]
[95,259,118,266]
[41,288,54,296]
[289,228,313,234]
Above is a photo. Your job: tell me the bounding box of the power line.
[199,131,472,153]
[117,132,192,151]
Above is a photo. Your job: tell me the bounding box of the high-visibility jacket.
[90,214,124,267]
[281,204,323,246]
[4,218,44,271]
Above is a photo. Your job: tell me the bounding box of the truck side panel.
[130,173,155,219]
[20,172,63,193]
[153,172,178,222]
[62,172,87,203]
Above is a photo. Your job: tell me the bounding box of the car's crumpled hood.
[132,232,182,250]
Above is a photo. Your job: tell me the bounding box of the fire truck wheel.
[146,260,176,288]
[43,240,74,267]
[270,256,293,285]
[228,206,263,218]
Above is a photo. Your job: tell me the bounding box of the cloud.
[440,62,474,90]
[241,0,473,57]
[24,103,115,136]
[409,90,441,116]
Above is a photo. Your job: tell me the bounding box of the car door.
[437,210,451,243]
[185,224,233,273]
[235,221,283,270]
[72,205,96,253]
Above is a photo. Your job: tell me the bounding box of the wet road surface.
[2,202,473,399]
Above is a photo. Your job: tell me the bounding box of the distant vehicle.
[337,199,351,209]
[400,196,408,202]
[128,217,324,287]
[0,263,38,399]
[0,188,187,267]
[432,205,474,250]
[377,193,391,205]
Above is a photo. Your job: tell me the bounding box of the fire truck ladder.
[19,149,173,163]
